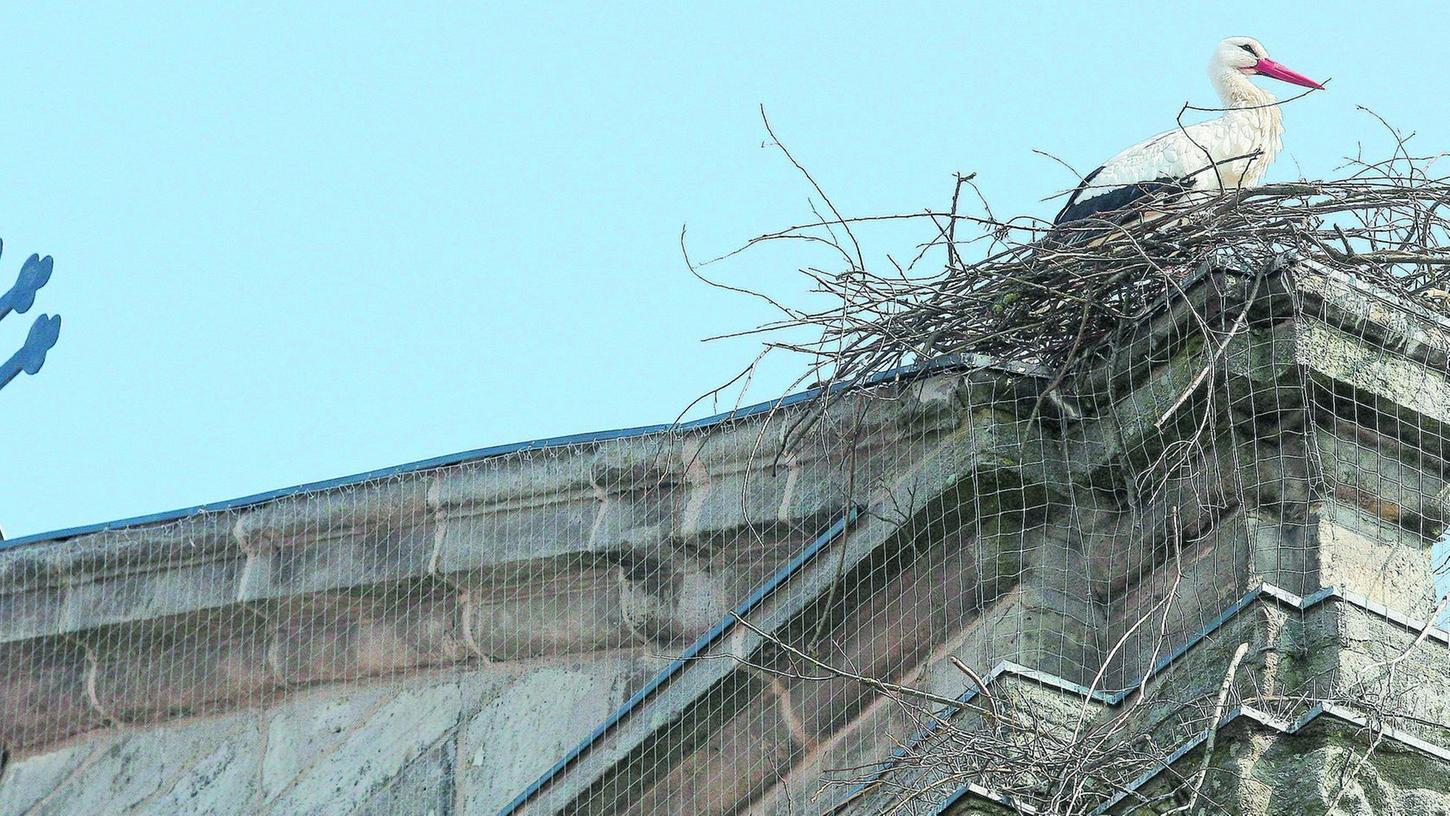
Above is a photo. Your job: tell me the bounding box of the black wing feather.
[1053,165,1105,225]
[1054,172,1197,226]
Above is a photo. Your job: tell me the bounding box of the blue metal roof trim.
[1,352,1032,552]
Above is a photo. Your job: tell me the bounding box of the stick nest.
[692,114,1450,412]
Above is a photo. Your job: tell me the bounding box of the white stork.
[1054,36,1323,226]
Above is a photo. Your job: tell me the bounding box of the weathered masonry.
[2,259,1449,815]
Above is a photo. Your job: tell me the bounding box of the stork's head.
[1212,37,1324,90]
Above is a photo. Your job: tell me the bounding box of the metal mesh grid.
[0,259,1448,815]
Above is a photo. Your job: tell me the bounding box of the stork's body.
[1055,37,1322,225]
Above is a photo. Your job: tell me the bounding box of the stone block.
[696,528,819,613]
[234,477,432,551]
[354,736,455,816]
[763,504,1094,760]
[136,717,264,816]
[1300,317,1450,429]
[1298,264,1450,374]
[261,673,484,816]
[589,437,684,549]
[1120,605,1270,747]
[772,446,875,533]
[775,522,1014,744]
[618,553,733,646]
[61,555,247,635]
[836,675,1109,816]
[613,686,804,816]
[266,582,462,685]
[431,447,595,510]
[18,712,258,816]
[940,577,1101,689]
[461,566,634,659]
[1315,423,1450,537]
[1103,519,1251,689]
[89,609,273,723]
[1331,604,1450,743]
[0,735,114,816]
[1225,321,1302,388]
[433,497,602,575]
[589,435,680,488]
[259,684,392,801]
[1103,713,1450,816]
[1085,434,1308,601]
[0,637,101,752]
[458,654,665,815]
[1240,509,1311,595]
[681,466,793,545]
[590,493,679,553]
[670,388,958,544]
[1309,499,1437,618]
[431,451,611,575]
[771,419,950,532]
[746,694,913,816]
[236,515,435,602]
[0,513,240,642]
[1,513,238,594]
[1068,334,1210,471]
[0,585,61,645]
[1015,516,1106,681]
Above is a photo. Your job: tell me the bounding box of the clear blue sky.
[1,2,1446,538]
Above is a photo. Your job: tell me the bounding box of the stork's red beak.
[1253,58,1324,90]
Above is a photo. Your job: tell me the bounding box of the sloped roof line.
[1,352,1036,552]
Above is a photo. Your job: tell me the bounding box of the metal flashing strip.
[995,661,1119,704]
[934,782,1041,816]
[1,354,1038,552]
[495,506,860,816]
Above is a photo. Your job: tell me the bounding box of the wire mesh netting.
[2,258,1447,816]
[4,128,1450,815]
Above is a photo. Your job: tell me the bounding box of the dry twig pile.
[691,112,1450,411]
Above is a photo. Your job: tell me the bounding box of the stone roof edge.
[1,353,1040,553]
[6,254,1441,555]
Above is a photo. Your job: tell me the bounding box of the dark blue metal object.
[0,313,61,391]
[496,506,861,816]
[0,244,60,395]
[0,251,53,320]
[0,351,1027,551]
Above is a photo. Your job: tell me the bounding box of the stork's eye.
[1238,44,1258,57]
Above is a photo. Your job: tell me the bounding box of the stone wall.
[2,259,1449,815]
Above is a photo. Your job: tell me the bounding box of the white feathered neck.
[1207,68,1283,187]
